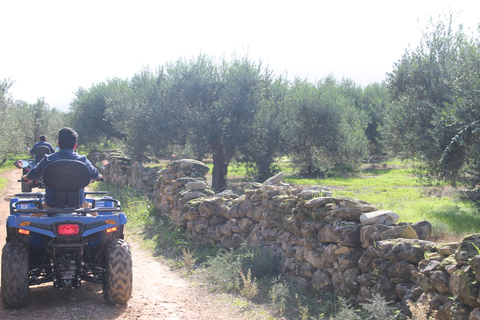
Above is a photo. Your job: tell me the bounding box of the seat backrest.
[33,145,52,159]
[43,160,91,208]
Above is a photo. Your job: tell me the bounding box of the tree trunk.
[256,161,273,183]
[211,142,236,193]
[211,150,228,192]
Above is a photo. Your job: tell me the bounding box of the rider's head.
[58,127,78,150]
[39,135,46,142]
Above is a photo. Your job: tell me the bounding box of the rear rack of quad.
[10,191,122,216]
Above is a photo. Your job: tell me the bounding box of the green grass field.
[0,155,24,194]
[297,160,478,238]
[220,159,479,239]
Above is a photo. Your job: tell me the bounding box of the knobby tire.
[1,242,29,308]
[103,238,133,304]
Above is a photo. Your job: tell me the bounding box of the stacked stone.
[403,234,480,319]
[89,150,133,187]
[105,158,480,319]
[129,161,158,195]
[152,159,212,227]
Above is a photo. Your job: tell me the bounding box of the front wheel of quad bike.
[103,238,132,304]
[1,242,29,308]
[21,181,32,192]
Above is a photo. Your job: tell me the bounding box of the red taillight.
[106,226,117,233]
[18,228,30,235]
[57,224,80,236]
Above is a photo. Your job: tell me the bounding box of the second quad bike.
[16,159,45,192]
[16,145,54,192]
[2,159,132,308]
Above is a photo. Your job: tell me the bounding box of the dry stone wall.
[92,153,480,319]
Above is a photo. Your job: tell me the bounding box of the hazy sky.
[2,0,479,111]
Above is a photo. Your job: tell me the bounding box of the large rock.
[332,267,361,302]
[410,221,432,240]
[360,224,391,249]
[311,269,334,294]
[360,210,399,226]
[263,172,285,185]
[449,265,480,308]
[381,225,418,240]
[455,234,480,265]
[198,197,225,217]
[186,181,209,191]
[328,198,378,222]
[371,238,436,263]
[176,159,210,176]
[303,197,335,208]
[318,223,361,247]
[298,186,333,199]
[436,242,460,256]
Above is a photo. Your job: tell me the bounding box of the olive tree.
[70,79,126,149]
[436,29,480,192]
[165,54,221,162]
[235,75,290,182]
[360,82,389,154]
[22,98,67,149]
[105,68,180,161]
[384,13,480,193]
[384,15,460,158]
[0,79,29,161]
[167,54,269,191]
[284,76,370,175]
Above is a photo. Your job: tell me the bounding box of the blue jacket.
[26,149,100,207]
[30,141,55,163]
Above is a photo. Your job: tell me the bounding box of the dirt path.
[0,168,269,320]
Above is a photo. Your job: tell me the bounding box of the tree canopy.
[68,53,377,190]
[385,13,480,196]
[0,80,67,162]
[4,13,480,204]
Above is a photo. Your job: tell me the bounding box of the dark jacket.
[26,148,100,207]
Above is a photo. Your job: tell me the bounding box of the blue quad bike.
[17,159,46,192]
[18,145,54,192]
[1,159,132,309]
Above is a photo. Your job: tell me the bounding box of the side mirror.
[14,160,31,169]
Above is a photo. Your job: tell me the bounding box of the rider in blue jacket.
[30,135,55,163]
[23,127,102,209]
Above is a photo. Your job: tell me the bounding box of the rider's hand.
[91,175,105,183]
[22,175,32,183]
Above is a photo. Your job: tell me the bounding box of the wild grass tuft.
[268,276,289,314]
[238,268,258,301]
[181,248,196,274]
[406,298,438,320]
[332,294,399,320]
[295,293,310,320]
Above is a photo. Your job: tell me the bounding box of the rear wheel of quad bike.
[21,181,32,192]
[1,242,29,308]
[103,238,132,304]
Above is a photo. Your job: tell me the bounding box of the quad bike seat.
[42,160,91,208]
[33,145,53,164]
